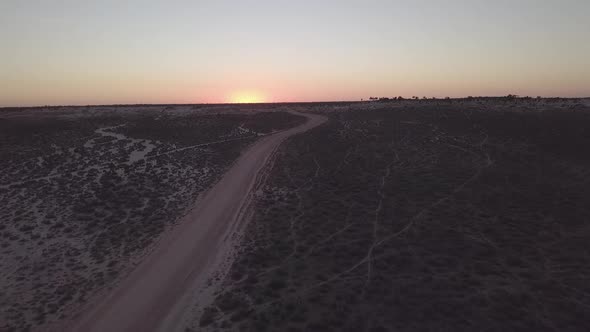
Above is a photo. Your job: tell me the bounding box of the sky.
[1,0,589,106]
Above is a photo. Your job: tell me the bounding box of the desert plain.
[1,98,590,331]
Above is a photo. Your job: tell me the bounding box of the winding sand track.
[70,111,327,332]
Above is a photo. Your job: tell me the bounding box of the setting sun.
[229,90,266,104]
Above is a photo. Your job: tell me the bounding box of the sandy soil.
[67,111,327,332]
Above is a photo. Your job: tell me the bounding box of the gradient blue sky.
[1,0,589,106]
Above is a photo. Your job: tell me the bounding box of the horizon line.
[2,96,589,109]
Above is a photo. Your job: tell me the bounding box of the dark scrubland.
[0,106,304,331]
[198,99,590,332]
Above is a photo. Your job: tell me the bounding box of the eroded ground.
[0,105,304,331]
[195,99,590,331]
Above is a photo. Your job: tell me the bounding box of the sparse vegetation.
[0,105,304,331]
[194,99,590,331]
[2,99,590,331]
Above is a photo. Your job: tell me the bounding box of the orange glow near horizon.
[229,90,267,104]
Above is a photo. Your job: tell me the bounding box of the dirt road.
[69,111,327,332]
